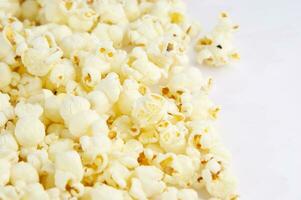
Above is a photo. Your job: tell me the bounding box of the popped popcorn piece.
[15,102,43,118]
[14,116,45,147]
[132,93,167,127]
[44,94,65,123]
[10,162,39,185]
[21,0,40,21]
[178,188,199,200]
[0,186,19,200]
[21,183,50,200]
[49,59,76,88]
[0,62,12,89]
[67,109,99,138]
[87,90,111,115]
[0,159,10,186]
[154,187,178,200]
[0,0,20,17]
[132,165,166,198]
[22,47,63,76]
[195,12,239,67]
[55,150,84,181]
[0,93,14,127]
[81,184,124,200]
[96,72,121,104]
[59,95,90,123]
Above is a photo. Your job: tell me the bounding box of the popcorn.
[55,151,83,181]
[116,139,143,168]
[92,23,125,48]
[49,59,76,88]
[67,8,97,32]
[0,62,12,89]
[67,109,99,138]
[133,166,166,198]
[59,95,90,123]
[195,13,239,67]
[159,123,187,154]
[87,91,111,115]
[81,66,102,88]
[22,47,63,76]
[0,186,19,200]
[48,139,74,161]
[111,115,139,140]
[178,188,199,200]
[104,161,131,189]
[202,168,237,199]
[93,2,128,25]
[17,74,43,98]
[59,33,91,58]
[167,66,204,93]
[44,94,65,123]
[0,0,20,17]
[14,116,45,147]
[154,187,178,200]
[132,93,167,127]
[10,162,39,185]
[0,131,18,153]
[0,159,10,186]
[21,183,50,200]
[21,0,40,21]
[79,52,110,75]
[0,1,238,199]
[96,72,121,104]
[117,79,142,115]
[82,184,124,200]
[0,93,14,127]
[15,102,43,119]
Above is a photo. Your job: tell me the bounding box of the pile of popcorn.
[0,0,239,200]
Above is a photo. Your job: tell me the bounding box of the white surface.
[187,1,301,200]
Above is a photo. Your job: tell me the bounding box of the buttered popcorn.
[0,0,239,199]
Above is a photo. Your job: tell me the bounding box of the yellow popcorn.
[10,162,39,185]
[14,117,45,147]
[195,13,239,67]
[132,93,167,127]
[0,159,10,186]
[0,63,12,89]
[0,1,239,199]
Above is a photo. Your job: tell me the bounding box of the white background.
[187,0,301,199]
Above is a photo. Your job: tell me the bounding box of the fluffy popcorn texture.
[14,117,45,147]
[0,0,238,199]
[195,12,240,67]
[0,62,12,89]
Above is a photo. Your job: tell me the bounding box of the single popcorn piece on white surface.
[0,1,239,199]
[195,12,240,67]
[0,93,14,128]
